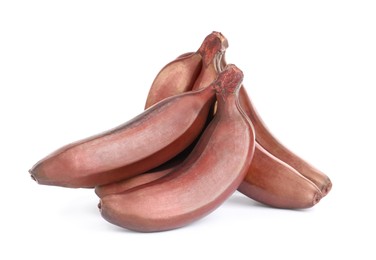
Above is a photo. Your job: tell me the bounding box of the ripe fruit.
[99,64,256,232]
[29,83,216,188]
[238,87,332,195]
[145,31,227,109]
[238,143,322,209]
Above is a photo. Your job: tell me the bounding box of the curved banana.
[96,143,322,208]
[212,41,332,196]
[29,83,216,188]
[210,44,332,195]
[95,144,191,198]
[238,143,322,209]
[95,159,181,198]
[144,31,227,109]
[99,64,255,232]
[96,31,328,208]
[238,87,332,195]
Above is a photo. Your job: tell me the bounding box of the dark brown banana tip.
[313,192,322,206]
[322,180,332,196]
[30,171,37,182]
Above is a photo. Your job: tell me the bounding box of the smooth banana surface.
[30,84,216,188]
[100,143,323,209]
[28,32,330,233]
[238,87,332,196]
[95,145,190,198]
[99,65,255,232]
[215,38,332,196]
[144,31,227,109]
[140,31,330,207]
[238,143,322,209]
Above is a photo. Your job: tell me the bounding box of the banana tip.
[29,169,38,183]
[313,192,322,206]
[322,181,332,197]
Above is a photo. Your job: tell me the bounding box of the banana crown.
[198,31,228,67]
[213,64,243,100]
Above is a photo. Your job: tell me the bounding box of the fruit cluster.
[29,32,332,232]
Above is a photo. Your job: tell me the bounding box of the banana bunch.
[29,32,332,232]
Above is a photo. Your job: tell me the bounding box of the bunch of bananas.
[29,32,332,232]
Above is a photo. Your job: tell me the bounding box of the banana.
[99,64,256,232]
[94,32,226,193]
[238,143,322,208]
[137,32,331,208]
[144,31,227,109]
[95,157,181,198]
[95,31,327,209]
[95,165,175,198]
[206,37,332,196]
[207,44,332,195]
[96,143,322,208]
[29,81,217,188]
[94,140,195,197]
[212,42,331,196]
[238,86,332,196]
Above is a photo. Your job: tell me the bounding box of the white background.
[1,0,375,259]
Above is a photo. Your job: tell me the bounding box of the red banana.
[238,87,332,195]
[144,31,227,109]
[99,64,255,232]
[238,143,322,209]
[29,82,216,188]
[94,144,192,198]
